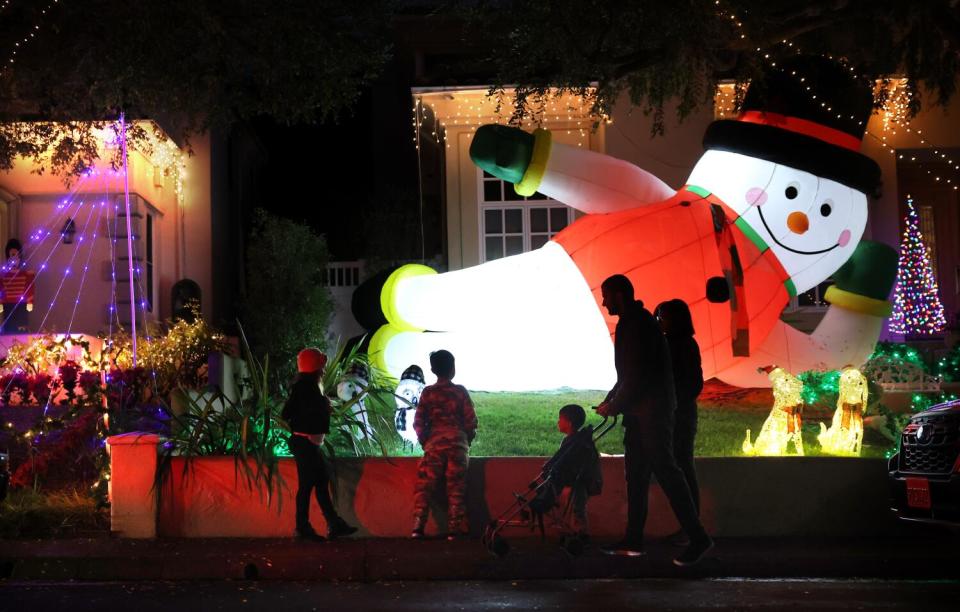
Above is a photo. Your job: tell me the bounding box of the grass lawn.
[376,387,893,459]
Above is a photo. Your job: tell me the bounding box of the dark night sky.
[252,109,375,261]
[243,62,430,263]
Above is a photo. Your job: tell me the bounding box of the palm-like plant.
[156,329,401,510]
[157,324,288,507]
[319,338,399,459]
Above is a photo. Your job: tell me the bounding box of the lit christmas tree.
[888,197,947,336]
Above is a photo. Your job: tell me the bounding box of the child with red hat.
[282,347,358,541]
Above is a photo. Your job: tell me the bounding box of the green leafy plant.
[157,329,288,507]
[154,329,403,511]
[319,338,400,459]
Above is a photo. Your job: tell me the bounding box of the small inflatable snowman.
[394,364,425,445]
[361,56,898,390]
[336,363,372,441]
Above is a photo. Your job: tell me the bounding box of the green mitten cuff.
[470,125,535,184]
[515,129,552,196]
[824,240,898,317]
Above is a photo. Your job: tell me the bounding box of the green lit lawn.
[375,389,891,458]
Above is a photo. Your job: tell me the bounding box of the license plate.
[905,477,932,510]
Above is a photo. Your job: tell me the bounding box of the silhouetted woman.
[655,299,704,521]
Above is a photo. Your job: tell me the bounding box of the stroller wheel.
[561,535,585,557]
[487,535,510,557]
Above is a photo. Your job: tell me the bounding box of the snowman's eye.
[820,202,833,217]
[785,185,799,200]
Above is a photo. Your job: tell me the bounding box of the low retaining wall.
[107,434,899,539]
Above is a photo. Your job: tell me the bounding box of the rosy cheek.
[838,229,851,247]
[745,188,768,206]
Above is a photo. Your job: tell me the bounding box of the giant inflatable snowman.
[364,57,898,390]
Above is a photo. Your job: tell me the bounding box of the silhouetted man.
[596,274,713,566]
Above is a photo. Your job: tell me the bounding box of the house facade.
[0,122,212,339]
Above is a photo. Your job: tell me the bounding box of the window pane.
[484,209,502,234]
[505,236,524,256]
[530,234,549,250]
[483,170,494,179]
[797,280,833,307]
[550,207,568,232]
[530,208,548,233]
[504,184,524,200]
[483,180,502,202]
[529,191,548,200]
[505,209,523,233]
[485,237,503,261]
[816,280,834,304]
[797,289,818,307]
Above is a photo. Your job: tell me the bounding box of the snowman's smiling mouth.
[756,207,839,255]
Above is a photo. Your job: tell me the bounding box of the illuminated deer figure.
[743,367,805,456]
[818,368,869,456]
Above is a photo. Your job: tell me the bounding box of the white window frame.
[477,169,573,262]
[786,278,834,312]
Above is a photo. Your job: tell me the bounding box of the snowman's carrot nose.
[787,211,809,234]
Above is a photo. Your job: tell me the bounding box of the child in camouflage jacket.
[411,349,478,539]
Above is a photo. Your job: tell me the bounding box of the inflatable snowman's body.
[363,56,898,391]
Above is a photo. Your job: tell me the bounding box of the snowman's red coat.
[552,186,792,380]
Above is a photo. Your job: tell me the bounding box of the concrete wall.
[110,434,899,539]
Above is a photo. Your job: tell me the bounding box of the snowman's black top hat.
[401,365,425,384]
[703,55,881,197]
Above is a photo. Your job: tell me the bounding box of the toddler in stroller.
[483,404,612,557]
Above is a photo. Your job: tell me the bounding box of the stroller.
[482,415,617,557]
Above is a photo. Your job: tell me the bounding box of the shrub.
[241,209,333,393]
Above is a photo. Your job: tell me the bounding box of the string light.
[36,195,100,334]
[714,0,960,193]
[413,88,601,152]
[2,0,61,74]
[888,196,947,336]
[64,200,106,335]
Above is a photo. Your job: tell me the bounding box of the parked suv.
[888,399,960,525]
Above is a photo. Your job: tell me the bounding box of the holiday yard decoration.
[888,197,947,336]
[818,368,870,456]
[394,364,425,446]
[361,56,898,391]
[743,367,805,456]
[335,363,373,442]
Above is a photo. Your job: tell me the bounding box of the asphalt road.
[1,578,957,611]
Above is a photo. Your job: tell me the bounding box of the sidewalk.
[2,535,958,581]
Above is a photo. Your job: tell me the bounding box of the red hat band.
[737,111,862,152]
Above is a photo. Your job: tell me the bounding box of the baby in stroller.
[483,404,611,557]
[529,404,603,540]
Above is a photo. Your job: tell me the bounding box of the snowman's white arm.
[530,138,676,214]
[716,304,886,388]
